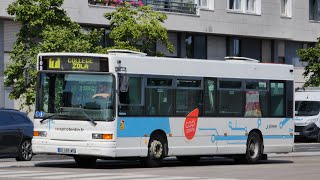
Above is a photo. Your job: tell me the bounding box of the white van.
[295,87,320,142]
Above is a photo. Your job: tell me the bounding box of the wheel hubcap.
[150,140,163,159]
[22,141,32,160]
[248,137,258,158]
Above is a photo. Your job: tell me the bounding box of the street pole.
[0,22,5,108]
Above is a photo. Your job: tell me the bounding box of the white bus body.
[295,88,320,142]
[32,52,294,167]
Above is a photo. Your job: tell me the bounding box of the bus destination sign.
[41,56,108,72]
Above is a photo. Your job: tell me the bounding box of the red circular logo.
[184,108,199,140]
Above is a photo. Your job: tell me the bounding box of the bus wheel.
[140,134,166,168]
[317,131,320,143]
[176,156,200,164]
[74,156,97,168]
[245,132,262,164]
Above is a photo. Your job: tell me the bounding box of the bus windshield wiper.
[80,110,97,126]
[40,114,59,123]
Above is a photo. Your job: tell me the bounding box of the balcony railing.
[88,0,198,15]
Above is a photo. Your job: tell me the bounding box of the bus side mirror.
[120,75,129,92]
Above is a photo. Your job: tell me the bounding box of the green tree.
[105,2,174,56]
[297,42,320,87]
[5,0,104,108]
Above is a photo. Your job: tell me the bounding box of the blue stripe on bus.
[263,135,293,139]
[216,136,248,141]
[215,135,293,141]
[117,117,171,137]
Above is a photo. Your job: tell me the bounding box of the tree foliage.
[5,0,104,108]
[105,2,174,56]
[297,42,320,87]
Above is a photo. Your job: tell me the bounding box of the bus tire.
[74,156,96,168]
[261,154,268,160]
[317,131,320,143]
[245,132,262,164]
[176,156,200,164]
[140,134,166,168]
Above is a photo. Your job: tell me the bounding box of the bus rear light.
[34,131,47,137]
[92,133,113,140]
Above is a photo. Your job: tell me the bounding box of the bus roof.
[37,52,294,81]
[107,54,294,81]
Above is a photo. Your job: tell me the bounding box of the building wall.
[0,21,4,108]
[207,36,226,60]
[58,0,320,42]
[0,0,318,93]
[294,67,307,89]
[2,0,317,42]
[261,40,272,63]
[0,19,21,109]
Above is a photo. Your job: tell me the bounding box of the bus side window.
[218,80,243,116]
[270,82,285,117]
[244,81,268,117]
[204,78,216,116]
[175,79,203,116]
[119,76,144,116]
[145,77,174,116]
[146,88,174,116]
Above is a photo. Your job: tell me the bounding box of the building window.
[197,0,214,10]
[228,0,261,15]
[185,34,207,59]
[198,0,208,8]
[229,0,242,10]
[104,30,114,48]
[227,38,241,57]
[246,0,256,12]
[310,0,318,20]
[281,0,292,17]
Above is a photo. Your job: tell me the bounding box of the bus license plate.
[57,148,76,154]
[294,132,300,135]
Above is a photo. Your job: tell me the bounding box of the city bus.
[32,50,294,167]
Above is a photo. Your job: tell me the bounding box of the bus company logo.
[184,108,199,140]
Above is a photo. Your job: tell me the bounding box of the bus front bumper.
[32,139,117,157]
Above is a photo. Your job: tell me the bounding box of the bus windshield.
[36,72,115,121]
[295,101,320,116]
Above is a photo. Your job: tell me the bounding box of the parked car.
[0,108,34,161]
[295,87,320,142]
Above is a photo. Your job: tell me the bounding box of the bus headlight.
[92,133,113,140]
[306,118,318,124]
[34,131,47,137]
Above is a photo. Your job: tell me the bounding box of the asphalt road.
[0,142,318,163]
[294,143,320,152]
[0,155,319,180]
[0,143,319,179]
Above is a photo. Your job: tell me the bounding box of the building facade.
[0,0,319,108]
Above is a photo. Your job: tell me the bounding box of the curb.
[268,152,320,157]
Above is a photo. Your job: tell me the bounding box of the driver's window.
[119,76,144,116]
